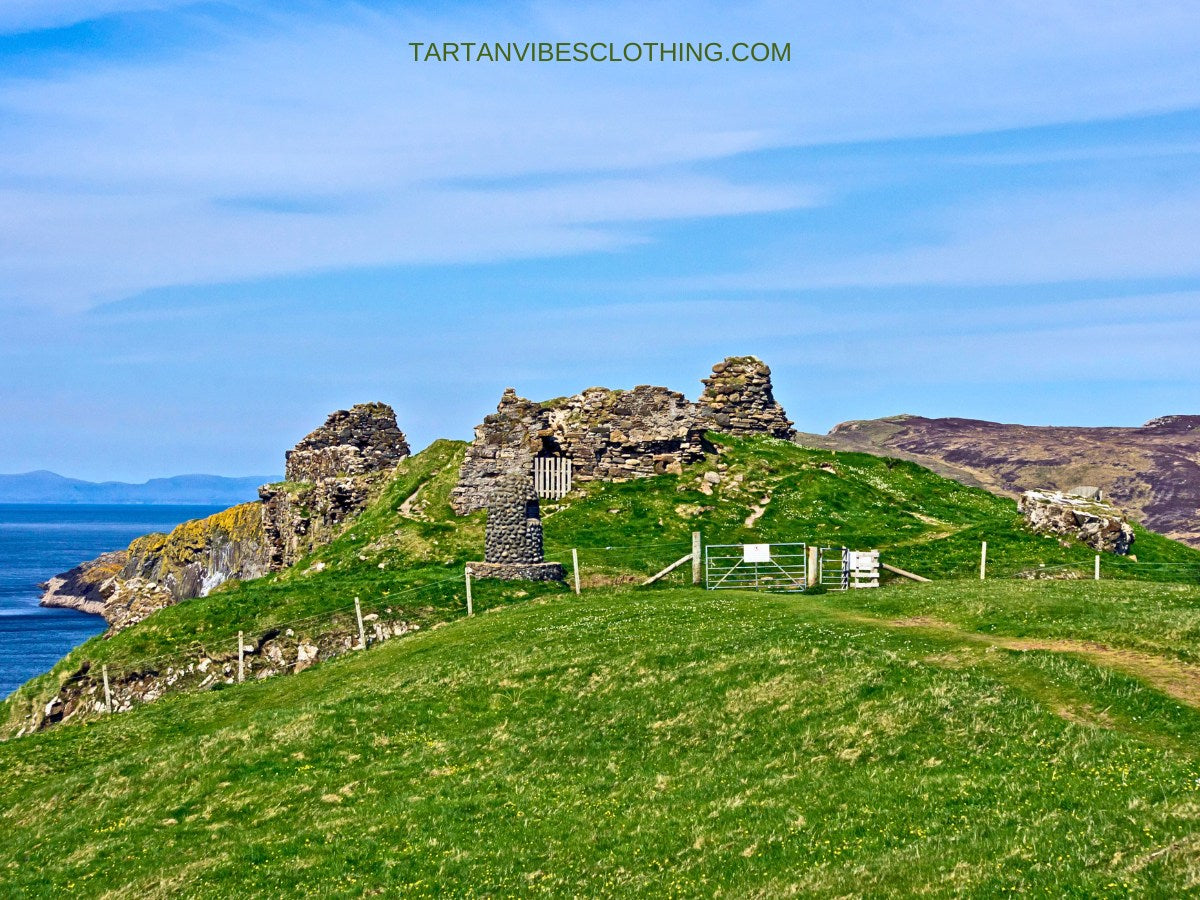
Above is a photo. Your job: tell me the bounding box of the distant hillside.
[801,414,1200,547]
[0,470,280,505]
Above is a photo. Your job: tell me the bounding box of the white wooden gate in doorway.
[533,456,572,500]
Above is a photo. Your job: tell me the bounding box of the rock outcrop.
[698,356,795,439]
[260,403,411,569]
[19,609,423,734]
[41,503,270,631]
[38,551,129,616]
[452,356,792,514]
[1018,490,1135,555]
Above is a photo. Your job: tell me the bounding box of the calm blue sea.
[0,504,222,699]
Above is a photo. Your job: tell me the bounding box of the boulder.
[1018,490,1135,555]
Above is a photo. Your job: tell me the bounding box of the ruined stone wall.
[451,385,711,514]
[259,477,374,570]
[262,402,411,570]
[451,356,792,514]
[285,402,410,482]
[698,356,795,439]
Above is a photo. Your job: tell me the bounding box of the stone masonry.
[468,473,564,581]
[451,356,793,514]
[698,356,795,439]
[285,402,411,482]
[260,403,411,570]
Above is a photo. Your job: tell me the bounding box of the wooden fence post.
[1095,555,1101,581]
[237,630,245,683]
[102,664,113,713]
[692,532,702,586]
[355,597,366,649]
[571,548,581,596]
[465,569,474,617]
[980,542,987,581]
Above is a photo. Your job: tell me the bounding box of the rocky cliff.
[40,402,411,628]
[40,502,269,630]
[807,414,1200,547]
[38,551,129,616]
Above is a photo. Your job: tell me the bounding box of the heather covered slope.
[805,414,1200,547]
[6,583,1200,895]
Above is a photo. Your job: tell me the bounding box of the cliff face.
[40,503,270,630]
[38,551,129,616]
[451,356,793,514]
[259,403,411,570]
[40,403,412,630]
[809,414,1200,547]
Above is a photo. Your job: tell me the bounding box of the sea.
[0,504,222,699]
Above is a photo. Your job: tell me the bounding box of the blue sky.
[3,1,1200,480]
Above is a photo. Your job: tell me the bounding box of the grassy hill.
[5,434,1199,737]
[6,582,1200,895]
[5,433,1200,893]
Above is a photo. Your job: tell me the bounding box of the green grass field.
[5,582,1200,896]
[4,434,1200,895]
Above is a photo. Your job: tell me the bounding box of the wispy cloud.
[4,1,1200,311]
[687,181,1200,290]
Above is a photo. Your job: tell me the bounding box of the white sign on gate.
[848,551,876,570]
[743,543,771,563]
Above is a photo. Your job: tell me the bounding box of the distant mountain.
[0,471,281,505]
[798,414,1200,548]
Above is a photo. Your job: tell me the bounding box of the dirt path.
[826,608,1200,712]
[744,494,772,528]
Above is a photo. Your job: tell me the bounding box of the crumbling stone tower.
[698,356,795,439]
[260,403,411,570]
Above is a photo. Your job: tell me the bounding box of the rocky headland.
[40,402,412,630]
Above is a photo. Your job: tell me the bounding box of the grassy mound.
[5,434,1199,735]
[5,583,1200,895]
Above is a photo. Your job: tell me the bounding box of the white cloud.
[3,0,1200,309]
[689,182,1200,291]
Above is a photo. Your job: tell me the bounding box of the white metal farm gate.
[704,542,816,592]
[533,456,572,500]
[704,543,876,592]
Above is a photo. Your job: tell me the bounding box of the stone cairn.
[698,356,795,439]
[468,473,564,581]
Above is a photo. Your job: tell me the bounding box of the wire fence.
[36,530,1200,728]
